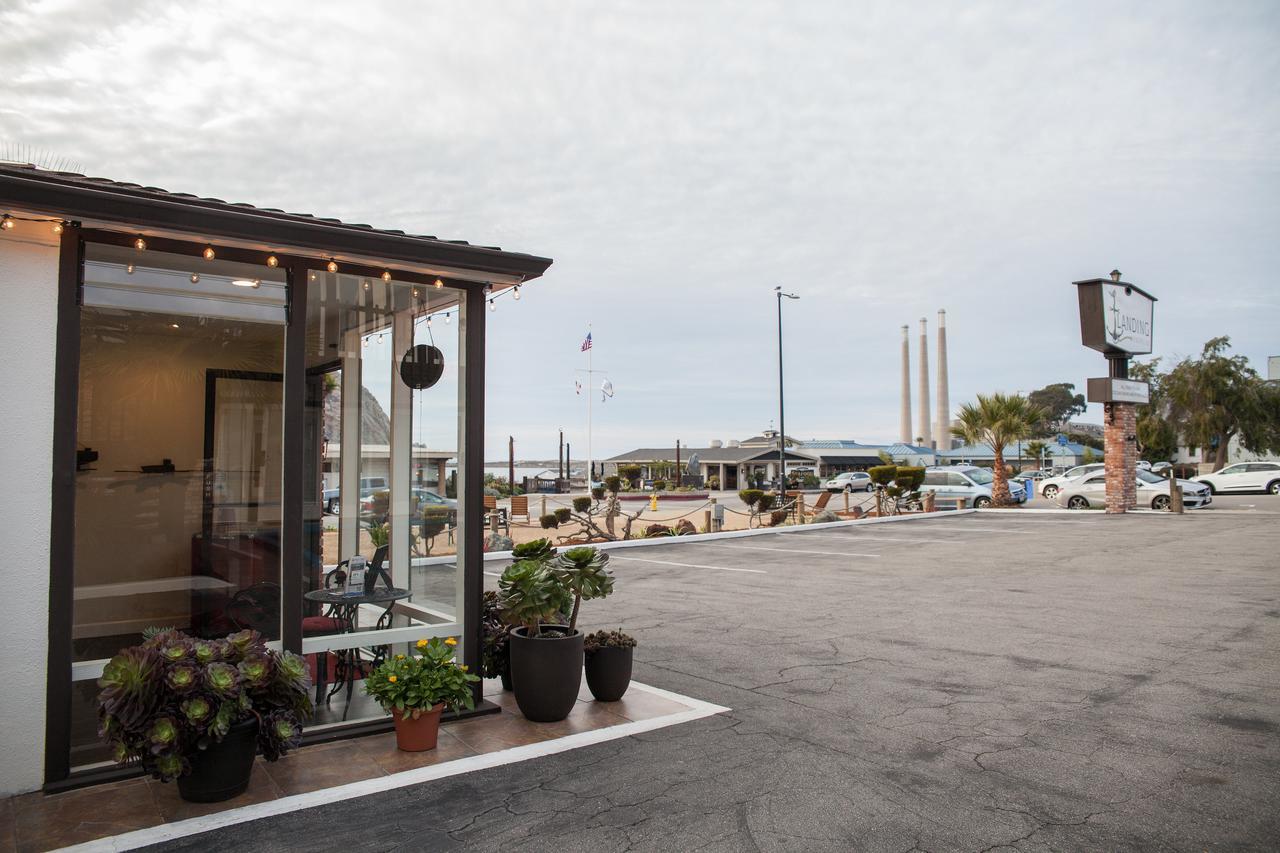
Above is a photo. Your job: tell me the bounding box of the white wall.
[0,220,60,794]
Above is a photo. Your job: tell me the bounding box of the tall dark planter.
[177,718,259,803]
[508,626,583,722]
[584,646,633,702]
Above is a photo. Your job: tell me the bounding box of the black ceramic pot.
[508,625,583,722]
[584,646,633,702]
[177,718,258,803]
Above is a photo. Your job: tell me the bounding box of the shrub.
[618,465,642,487]
[801,474,820,488]
[706,476,720,490]
[603,476,622,494]
[868,465,897,487]
[645,523,672,537]
[573,496,592,513]
[739,489,765,508]
[810,510,838,524]
[757,493,776,512]
[554,507,572,524]
[540,513,559,529]
[894,467,925,491]
[768,509,788,526]
[652,479,666,491]
[672,519,696,535]
[591,487,605,500]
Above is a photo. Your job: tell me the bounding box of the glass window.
[923,472,946,486]
[946,473,970,486]
[70,244,287,768]
[965,469,994,485]
[301,270,464,728]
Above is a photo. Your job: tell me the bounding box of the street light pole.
[775,286,799,491]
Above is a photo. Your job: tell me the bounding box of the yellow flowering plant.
[364,637,478,718]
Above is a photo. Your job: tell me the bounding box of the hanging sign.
[399,344,445,390]
[1074,277,1156,355]
[1087,377,1150,405]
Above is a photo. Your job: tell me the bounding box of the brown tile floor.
[3,679,697,853]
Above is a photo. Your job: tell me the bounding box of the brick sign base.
[1104,402,1138,513]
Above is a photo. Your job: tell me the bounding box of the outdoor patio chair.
[510,494,530,523]
[484,495,510,534]
[806,491,832,519]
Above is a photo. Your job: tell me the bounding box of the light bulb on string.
[190,273,200,283]
[126,263,135,274]
[444,312,451,324]
[203,246,216,261]
[1,215,16,230]
[434,278,444,289]
[362,279,370,291]
[489,299,496,312]
[382,271,392,282]
[513,285,521,301]
[134,236,146,251]
[327,260,338,274]
[52,221,64,235]
[266,255,279,268]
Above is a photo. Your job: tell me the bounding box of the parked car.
[920,466,1028,508]
[322,476,390,513]
[824,471,872,493]
[1056,469,1211,510]
[1018,470,1051,481]
[1149,461,1172,476]
[359,487,457,518]
[1193,461,1280,495]
[1038,463,1105,500]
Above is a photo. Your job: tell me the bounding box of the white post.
[587,324,592,492]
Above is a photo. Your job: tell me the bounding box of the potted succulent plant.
[480,590,512,690]
[499,558,577,721]
[96,628,313,803]
[583,630,636,701]
[364,636,479,751]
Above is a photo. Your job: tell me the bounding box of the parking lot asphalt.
[159,510,1280,852]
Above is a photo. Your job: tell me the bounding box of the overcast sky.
[3,0,1277,461]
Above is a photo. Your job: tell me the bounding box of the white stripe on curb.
[59,682,731,853]
[702,543,880,558]
[609,555,767,574]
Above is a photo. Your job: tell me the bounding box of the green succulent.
[192,641,219,664]
[97,646,163,729]
[180,697,213,728]
[238,653,274,689]
[511,538,555,565]
[148,717,178,751]
[553,547,615,630]
[165,664,199,693]
[153,753,186,781]
[498,559,572,637]
[205,662,240,698]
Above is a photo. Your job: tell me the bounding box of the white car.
[1193,461,1280,495]
[824,471,872,492]
[920,465,1028,508]
[1038,463,1105,500]
[1056,469,1212,510]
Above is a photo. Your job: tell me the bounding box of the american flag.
[581,332,592,352]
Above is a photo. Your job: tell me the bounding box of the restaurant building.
[0,164,551,795]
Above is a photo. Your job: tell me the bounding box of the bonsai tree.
[540,513,559,529]
[97,628,312,783]
[951,393,1047,506]
[552,546,614,630]
[498,559,573,638]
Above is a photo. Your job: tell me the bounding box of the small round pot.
[177,718,258,803]
[391,704,445,752]
[508,626,583,722]
[585,645,633,702]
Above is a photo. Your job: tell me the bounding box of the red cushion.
[302,616,344,634]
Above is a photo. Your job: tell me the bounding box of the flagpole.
[586,323,593,492]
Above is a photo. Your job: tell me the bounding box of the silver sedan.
[1056,469,1212,510]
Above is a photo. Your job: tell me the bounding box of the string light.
[1,215,15,230]
[51,221,64,235]
[202,246,216,261]
[190,273,200,283]
[513,284,521,301]
[327,260,338,273]
[489,299,496,312]
[382,271,392,282]
[426,316,432,327]
[445,312,451,324]
[378,332,385,343]
[126,263,135,274]
[134,236,146,251]
[434,278,444,289]
[309,272,316,281]
[266,255,279,268]
[362,279,371,291]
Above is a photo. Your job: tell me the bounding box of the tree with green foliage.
[1027,383,1087,434]
[950,393,1047,506]
[1130,358,1179,463]
[1024,440,1048,470]
[1162,337,1280,471]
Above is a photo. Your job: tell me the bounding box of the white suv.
[824,471,872,493]
[1194,462,1280,495]
[1039,463,1105,500]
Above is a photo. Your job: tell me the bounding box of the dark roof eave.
[0,169,552,281]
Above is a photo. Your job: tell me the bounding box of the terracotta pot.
[391,704,445,751]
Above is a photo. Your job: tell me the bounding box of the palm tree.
[951,393,1047,506]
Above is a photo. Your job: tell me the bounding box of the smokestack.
[900,325,912,443]
[917,317,932,447]
[935,309,950,451]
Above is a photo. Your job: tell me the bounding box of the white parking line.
[706,543,880,558]
[609,555,767,574]
[790,533,965,544]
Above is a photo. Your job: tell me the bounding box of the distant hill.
[321,386,391,444]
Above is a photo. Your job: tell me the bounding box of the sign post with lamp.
[1075,270,1157,514]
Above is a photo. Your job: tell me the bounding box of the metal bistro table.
[303,586,412,720]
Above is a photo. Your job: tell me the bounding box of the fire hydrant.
[649,493,659,511]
